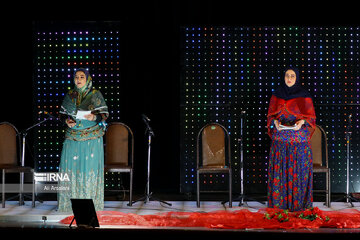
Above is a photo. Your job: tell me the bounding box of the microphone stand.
[222,111,265,206]
[131,115,172,206]
[343,115,358,206]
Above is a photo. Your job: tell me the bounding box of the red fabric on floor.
[60,208,360,229]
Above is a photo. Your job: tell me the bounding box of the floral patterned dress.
[267,95,316,212]
[268,111,313,211]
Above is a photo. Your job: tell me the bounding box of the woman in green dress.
[57,68,108,212]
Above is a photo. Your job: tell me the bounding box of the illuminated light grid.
[33,24,122,190]
[180,26,360,194]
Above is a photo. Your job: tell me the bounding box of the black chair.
[196,123,232,208]
[0,122,35,208]
[104,122,134,206]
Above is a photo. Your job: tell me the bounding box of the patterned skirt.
[268,127,313,211]
[57,121,104,212]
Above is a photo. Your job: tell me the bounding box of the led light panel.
[33,24,122,190]
[180,26,360,194]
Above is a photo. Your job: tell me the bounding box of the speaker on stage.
[69,199,99,228]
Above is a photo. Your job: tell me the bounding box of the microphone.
[142,114,151,122]
[38,110,48,115]
[348,114,352,125]
[39,111,55,119]
[142,114,154,136]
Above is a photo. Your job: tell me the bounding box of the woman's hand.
[274,120,282,131]
[294,120,305,131]
[84,113,96,121]
[66,118,76,128]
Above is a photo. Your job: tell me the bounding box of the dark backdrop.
[1,1,358,195]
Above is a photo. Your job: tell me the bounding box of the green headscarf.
[74,68,93,106]
[60,68,109,121]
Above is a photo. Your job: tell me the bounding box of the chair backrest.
[105,122,134,167]
[0,122,19,166]
[197,123,230,168]
[310,125,328,167]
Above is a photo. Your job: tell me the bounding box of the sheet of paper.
[76,110,91,120]
[279,124,297,130]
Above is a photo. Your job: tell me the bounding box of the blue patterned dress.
[57,76,108,212]
[268,110,313,211]
[57,119,105,212]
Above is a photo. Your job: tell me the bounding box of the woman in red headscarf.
[267,67,316,211]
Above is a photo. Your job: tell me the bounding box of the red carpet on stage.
[60,207,360,229]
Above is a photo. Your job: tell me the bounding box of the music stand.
[131,115,171,206]
[69,199,99,228]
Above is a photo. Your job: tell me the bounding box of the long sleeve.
[267,95,281,139]
[267,95,316,139]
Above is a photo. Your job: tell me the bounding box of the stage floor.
[0,200,360,233]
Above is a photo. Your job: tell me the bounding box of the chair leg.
[32,171,35,208]
[2,169,5,208]
[326,170,331,208]
[196,170,200,208]
[229,170,232,208]
[128,170,133,206]
[19,172,24,206]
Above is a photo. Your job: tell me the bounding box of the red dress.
[267,95,316,211]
